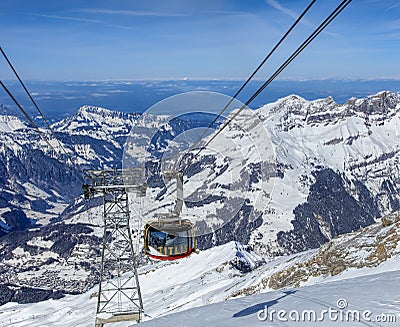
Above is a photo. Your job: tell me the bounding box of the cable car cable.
[150,0,352,260]
[0,47,72,165]
[0,80,83,181]
[186,0,352,167]
[0,80,55,148]
[245,0,352,108]
[150,0,349,208]
[179,0,318,166]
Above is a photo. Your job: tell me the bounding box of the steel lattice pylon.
[83,169,146,327]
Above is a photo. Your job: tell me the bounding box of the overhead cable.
[187,0,352,167]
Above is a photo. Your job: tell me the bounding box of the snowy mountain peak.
[348,90,400,115]
[52,105,140,138]
[75,105,134,120]
[0,89,399,265]
[258,94,340,123]
[65,105,138,125]
[258,91,400,131]
[76,105,112,120]
[0,115,27,132]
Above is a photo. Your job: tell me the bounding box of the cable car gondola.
[144,171,196,260]
[144,218,196,260]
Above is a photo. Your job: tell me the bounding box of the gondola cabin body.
[144,218,196,260]
[144,170,196,260]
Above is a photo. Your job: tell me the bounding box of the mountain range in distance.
[1,79,400,122]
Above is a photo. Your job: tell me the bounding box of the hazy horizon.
[1,79,400,121]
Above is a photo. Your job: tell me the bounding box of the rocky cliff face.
[268,210,400,290]
[248,91,399,255]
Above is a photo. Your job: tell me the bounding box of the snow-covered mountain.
[0,117,81,235]
[139,91,400,256]
[0,105,145,234]
[253,91,399,254]
[0,91,399,306]
[0,210,398,326]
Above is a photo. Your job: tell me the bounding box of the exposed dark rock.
[277,168,378,253]
[196,199,263,250]
[10,286,65,304]
[0,284,14,306]
[31,199,54,213]
[1,209,31,231]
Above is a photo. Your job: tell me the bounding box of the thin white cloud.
[34,14,102,24]
[77,8,190,17]
[107,24,134,30]
[265,0,342,37]
[266,0,298,20]
[387,2,400,10]
[204,10,250,15]
[265,0,314,27]
[380,18,400,31]
[32,14,132,30]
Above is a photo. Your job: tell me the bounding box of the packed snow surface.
[142,270,400,327]
[0,240,398,327]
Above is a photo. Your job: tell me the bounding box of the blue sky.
[1,0,400,81]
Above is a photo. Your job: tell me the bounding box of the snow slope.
[0,115,26,132]
[2,269,399,327]
[0,246,398,327]
[1,212,399,326]
[142,270,400,327]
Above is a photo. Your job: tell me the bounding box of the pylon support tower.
[83,169,146,327]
